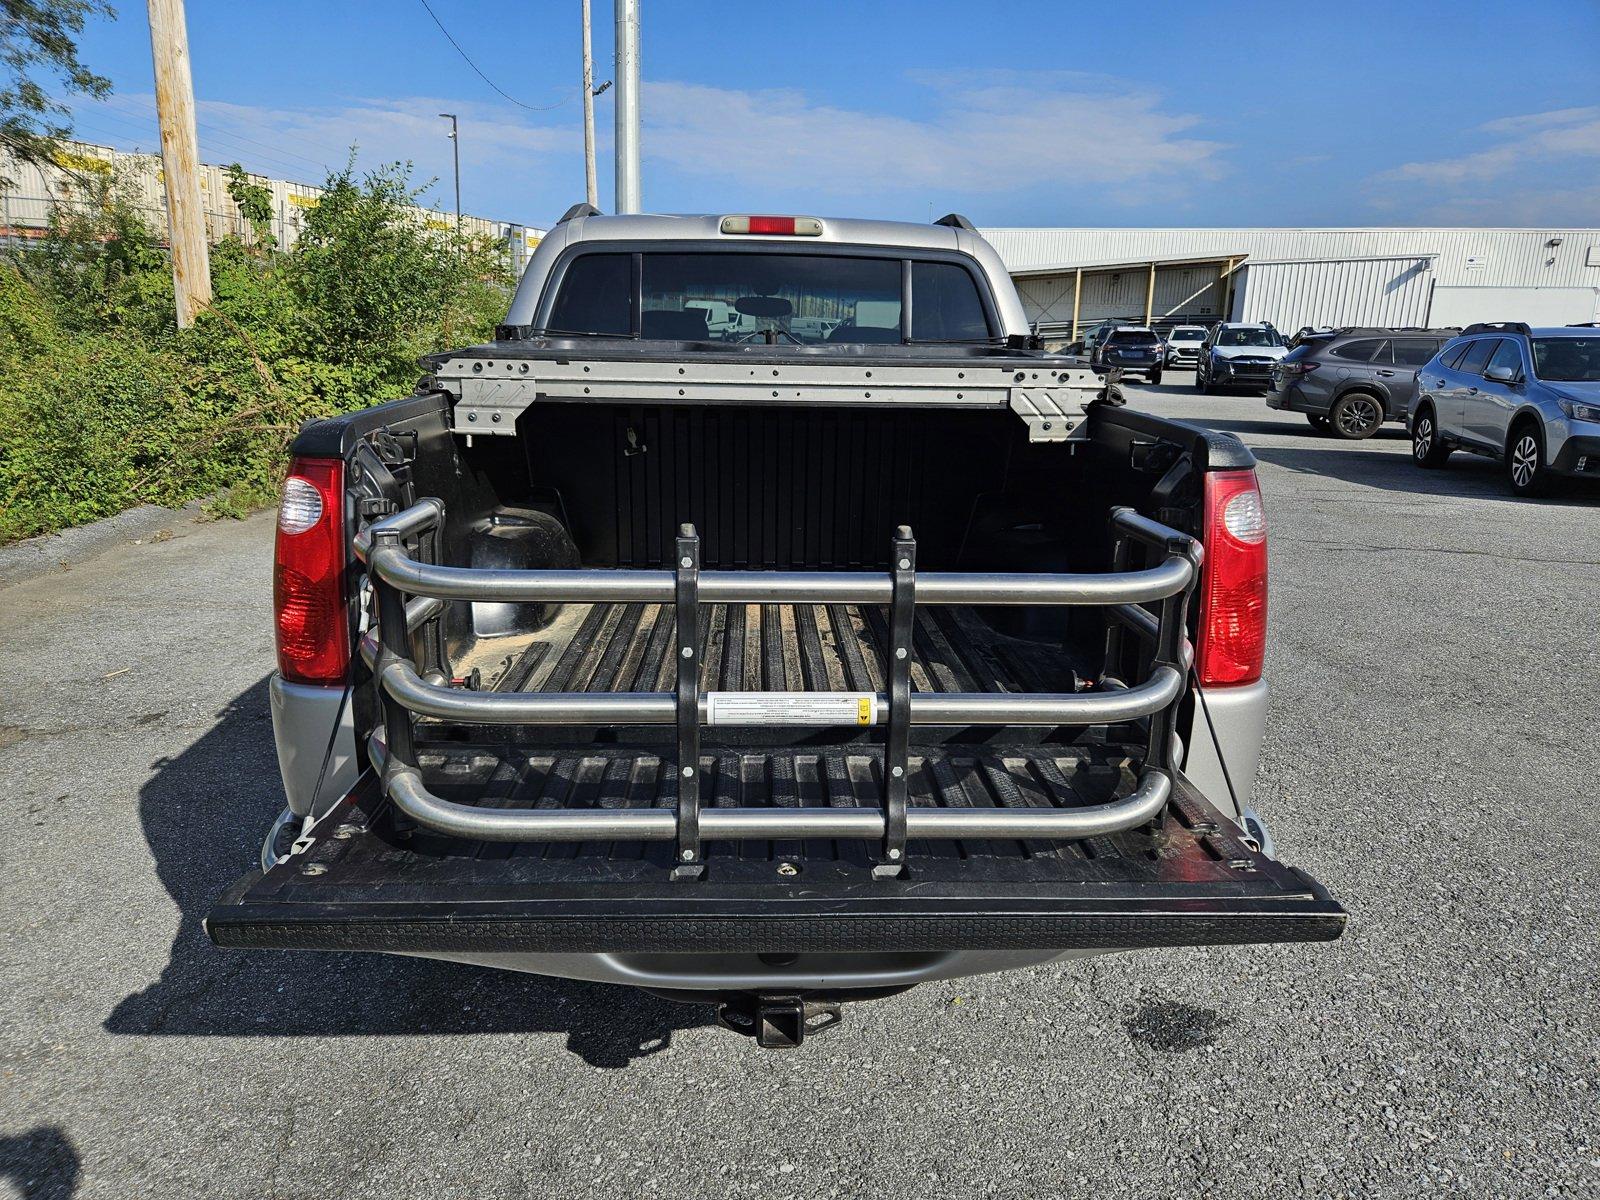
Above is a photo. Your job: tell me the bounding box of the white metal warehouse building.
[979,227,1600,343]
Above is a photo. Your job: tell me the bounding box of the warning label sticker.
[705,692,879,727]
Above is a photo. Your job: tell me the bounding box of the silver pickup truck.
[207,210,1344,1047]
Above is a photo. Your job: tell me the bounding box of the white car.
[1164,325,1207,367]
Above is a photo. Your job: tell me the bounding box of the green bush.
[0,162,511,542]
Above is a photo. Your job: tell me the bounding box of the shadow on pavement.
[1251,444,1600,506]
[0,1127,80,1200]
[1196,416,1412,441]
[104,679,715,1069]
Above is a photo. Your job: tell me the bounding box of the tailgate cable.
[276,682,354,866]
[1189,666,1268,856]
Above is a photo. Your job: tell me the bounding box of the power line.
[417,0,572,112]
[100,94,344,174]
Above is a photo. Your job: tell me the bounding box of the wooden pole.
[1144,261,1156,326]
[581,0,598,209]
[1070,266,1082,341]
[146,0,211,328]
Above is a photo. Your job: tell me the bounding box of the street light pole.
[439,112,461,231]
[613,0,640,213]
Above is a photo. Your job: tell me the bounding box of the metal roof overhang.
[1009,252,1251,278]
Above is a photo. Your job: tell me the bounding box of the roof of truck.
[505,212,1031,335]
[557,212,969,250]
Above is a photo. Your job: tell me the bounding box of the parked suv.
[1163,324,1207,368]
[1092,325,1165,382]
[1196,323,1287,393]
[1268,328,1459,439]
[1411,322,1600,496]
[1078,318,1127,358]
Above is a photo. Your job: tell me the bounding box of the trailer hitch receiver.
[718,994,843,1049]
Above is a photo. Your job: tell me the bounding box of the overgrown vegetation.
[0,162,512,541]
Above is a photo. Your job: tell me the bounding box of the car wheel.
[1150,370,1163,386]
[1330,392,1384,440]
[1306,413,1331,433]
[1411,405,1450,468]
[1196,364,1211,394]
[1507,422,1552,497]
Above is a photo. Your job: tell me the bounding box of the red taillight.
[273,456,350,685]
[1197,469,1267,687]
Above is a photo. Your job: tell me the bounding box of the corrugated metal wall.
[982,227,1600,289]
[1232,257,1435,329]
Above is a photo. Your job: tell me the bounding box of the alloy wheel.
[1413,417,1433,460]
[1337,396,1381,436]
[1511,434,1540,489]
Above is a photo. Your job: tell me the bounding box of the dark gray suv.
[1267,328,1459,439]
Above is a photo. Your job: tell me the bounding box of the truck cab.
[209,212,1343,1045]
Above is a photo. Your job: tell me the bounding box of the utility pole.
[146,0,211,328]
[581,0,598,209]
[439,113,461,231]
[613,0,640,213]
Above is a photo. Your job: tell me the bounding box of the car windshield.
[1219,328,1283,347]
[1110,331,1158,345]
[1531,337,1600,382]
[1170,329,1203,341]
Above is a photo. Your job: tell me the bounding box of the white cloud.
[1378,106,1600,185]
[642,74,1226,197]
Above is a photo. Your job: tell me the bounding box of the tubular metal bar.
[353,497,444,561]
[385,764,1172,844]
[673,525,704,879]
[364,547,1196,607]
[358,596,447,669]
[370,529,419,837]
[376,658,1184,727]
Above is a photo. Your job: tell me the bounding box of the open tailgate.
[206,762,1344,955]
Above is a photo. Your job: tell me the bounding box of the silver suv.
[1410,322,1600,496]
[1196,322,1287,393]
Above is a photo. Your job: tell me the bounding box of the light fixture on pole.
[439,112,461,231]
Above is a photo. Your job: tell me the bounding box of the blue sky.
[65,0,1600,229]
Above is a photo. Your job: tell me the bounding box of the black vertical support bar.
[672,523,704,880]
[876,525,915,878]
[370,528,417,835]
[1101,533,1131,683]
[1143,530,1201,783]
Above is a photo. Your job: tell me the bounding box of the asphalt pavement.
[2,382,1597,1199]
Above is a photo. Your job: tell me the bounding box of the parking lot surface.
[2,384,1597,1198]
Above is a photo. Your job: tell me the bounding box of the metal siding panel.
[983,227,1600,291]
[1236,258,1433,330]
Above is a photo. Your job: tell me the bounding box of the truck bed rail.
[355,502,1201,879]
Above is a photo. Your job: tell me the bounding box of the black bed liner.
[489,600,1084,701]
[206,757,1345,955]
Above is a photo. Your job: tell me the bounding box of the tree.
[0,1,115,174]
